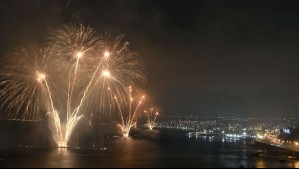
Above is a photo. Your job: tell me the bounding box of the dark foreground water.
[1,129,299,168]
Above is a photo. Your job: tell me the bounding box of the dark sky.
[1,0,299,117]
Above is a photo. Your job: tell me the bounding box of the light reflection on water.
[1,129,299,168]
[289,161,299,168]
[255,159,266,168]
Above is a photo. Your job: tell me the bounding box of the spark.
[36,72,46,82]
[101,70,111,78]
[76,51,83,59]
[104,51,110,59]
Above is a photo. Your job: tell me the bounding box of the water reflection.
[44,148,77,168]
[1,129,299,167]
[57,147,67,155]
[255,159,266,168]
[288,161,299,168]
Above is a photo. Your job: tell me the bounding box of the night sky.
[1,0,299,117]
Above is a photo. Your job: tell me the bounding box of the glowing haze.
[0,24,146,147]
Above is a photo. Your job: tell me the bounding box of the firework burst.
[84,34,146,118]
[0,24,147,146]
[0,46,64,120]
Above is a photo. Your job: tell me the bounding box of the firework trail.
[113,86,145,137]
[48,24,99,121]
[144,107,159,130]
